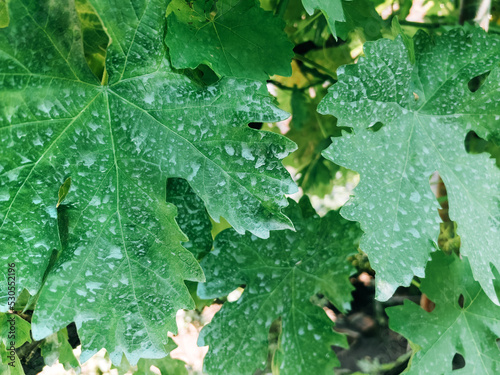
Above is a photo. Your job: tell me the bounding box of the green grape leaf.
[40,327,80,371]
[0,313,31,348]
[56,177,72,208]
[165,0,293,80]
[301,0,345,36]
[0,0,296,365]
[0,313,31,375]
[114,341,187,375]
[391,17,415,63]
[320,28,500,303]
[334,0,383,41]
[301,0,382,40]
[387,252,500,374]
[198,197,361,374]
[0,349,23,375]
[166,178,212,259]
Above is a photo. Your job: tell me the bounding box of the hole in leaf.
[0,0,9,28]
[496,338,500,351]
[452,353,466,370]
[465,131,500,168]
[467,71,490,92]
[197,64,220,85]
[368,122,384,132]
[75,0,110,82]
[248,122,263,130]
[149,365,161,375]
[465,131,487,153]
[429,173,461,254]
[458,294,465,308]
[268,317,282,369]
[67,322,81,348]
[227,287,244,302]
[429,172,449,221]
[491,264,500,304]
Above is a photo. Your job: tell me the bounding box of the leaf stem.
[411,279,421,289]
[293,11,322,36]
[294,54,337,79]
[267,80,294,91]
[267,79,324,92]
[315,111,329,139]
[397,20,445,28]
[101,68,108,86]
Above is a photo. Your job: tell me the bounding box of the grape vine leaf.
[0,313,31,374]
[320,28,500,303]
[165,0,294,80]
[301,0,345,36]
[40,327,80,372]
[0,0,297,364]
[301,0,382,40]
[198,197,361,374]
[387,251,500,374]
[114,341,187,375]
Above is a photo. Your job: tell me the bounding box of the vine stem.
[293,11,322,36]
[293,54,337,79]
[411,279,421,288]
[397,20,444,28]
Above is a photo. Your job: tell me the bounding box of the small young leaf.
[114,342,187,375]
[40,327,80,371]
[56,177,71,208]
[0,313,31,374]
[301,0,382,40]
[0,313,31,348]
[391,17,415,63]
[301,0,345,36]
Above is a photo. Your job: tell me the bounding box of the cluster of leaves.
[0,0,499,374]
